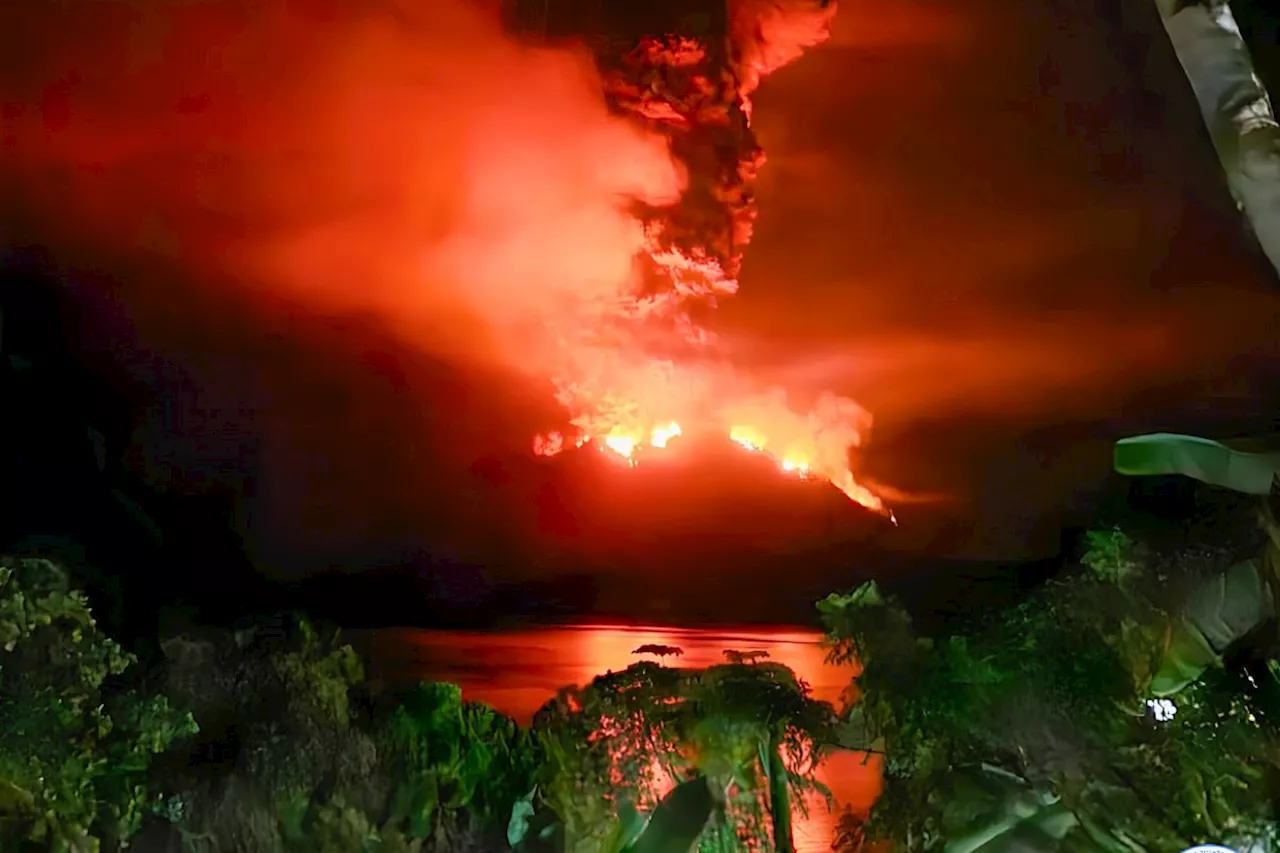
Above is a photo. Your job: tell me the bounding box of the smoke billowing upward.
[6,0,684,366]
[513,0,883,509]
[4,0,883,513]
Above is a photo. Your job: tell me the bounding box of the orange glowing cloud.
[4,0,888,515]
[7,0,685,363]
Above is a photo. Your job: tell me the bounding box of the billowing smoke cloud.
[4,0,885,516]
[519,0,884,509]
[5,0,682,368]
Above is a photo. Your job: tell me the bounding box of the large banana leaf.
[830,704,886,754]
[1113,433,1280,494]
[508,775,716,853]
[1149,557,1277,697]
[1114,433,1280,694]
[1185,558,1274,653]
[1150,617,1219,697]
[941,766,1080,853]
[625,776,716,853]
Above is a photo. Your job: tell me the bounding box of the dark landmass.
[6,237,1280,648]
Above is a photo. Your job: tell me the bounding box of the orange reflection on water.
[355,624,883,853]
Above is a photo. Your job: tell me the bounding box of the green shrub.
[161,615,373,853]
[0,557,197,851]
[161,613,536,853]
[378,682,539,847]
[819,529,1280,853]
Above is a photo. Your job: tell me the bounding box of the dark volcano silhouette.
[0,250,899,633]
[513,433,889,559]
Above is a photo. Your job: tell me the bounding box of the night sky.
[3,0,1279,603]
[737,0,1280,557]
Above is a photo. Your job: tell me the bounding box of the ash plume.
[512,0,882,508]
[2,0,882,514]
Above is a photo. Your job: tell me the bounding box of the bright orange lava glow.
[650,421,682,448]
[603,432,639,461]
[544,416,886,515]
[538,416,882,511]
[782,458,811,475]
[730,425,768,452]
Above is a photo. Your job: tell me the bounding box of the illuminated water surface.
[356,624,882,853]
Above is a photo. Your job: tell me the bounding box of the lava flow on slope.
[508,0,889,517]
[2,0,890,557]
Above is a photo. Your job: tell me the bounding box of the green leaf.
[623,776,716,853]
[1183,559,1272,653]
[1150,619,1219,697]
[508,789,538,848]
[1114,432,1280,494]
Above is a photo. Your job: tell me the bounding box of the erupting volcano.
[4,0,888,537]
[510,0,886,515]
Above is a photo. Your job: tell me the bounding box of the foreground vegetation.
[0,555,842,853]
[824,516,1280,852]
[5,496,1280,851]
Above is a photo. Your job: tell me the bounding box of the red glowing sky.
[3,0,1280,567]
[728,0,1280,554]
